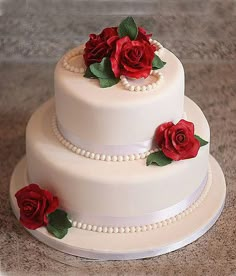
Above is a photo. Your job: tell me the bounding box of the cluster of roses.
[83,17,165,87]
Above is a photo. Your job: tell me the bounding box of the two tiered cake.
[10,17,226,260]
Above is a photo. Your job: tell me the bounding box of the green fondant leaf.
[99,77,120,88]
[152,55,166,70]
[118,16,138,40]
[84,67,98,78]
[194,135,208,147]
[90,57,115,79]
[46,223,68,239]
[46,209,72,239]
[47,209,72,231]
[146,151,172,166]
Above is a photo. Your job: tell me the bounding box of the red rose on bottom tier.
[155,119,200,161]
[15,184,59,230]
[111,36,155,79]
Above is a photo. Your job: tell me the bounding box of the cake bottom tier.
[26,97,210,232]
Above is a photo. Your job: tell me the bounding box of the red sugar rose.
[15,184,59,230]
[155,119,200,161]
[83,26,154,68]
[137,26,152,42]
[110,36,155,79]
[83,27,119,66]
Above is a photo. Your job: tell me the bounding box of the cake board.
[9,155,226,260]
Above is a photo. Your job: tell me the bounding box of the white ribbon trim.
[70,174,208,227]
[56,111,187,157]
[57,120,154,155]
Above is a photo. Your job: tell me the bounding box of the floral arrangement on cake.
[15,184,72,239]
[147,119,208,166]
[83,17,166,88]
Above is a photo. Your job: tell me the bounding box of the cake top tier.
[54,17,198,162]
[55,46,184,155]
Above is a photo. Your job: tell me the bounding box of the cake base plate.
[10,155,226,260]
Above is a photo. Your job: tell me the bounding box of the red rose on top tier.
[83,27,118,66]
[137,27,152,42]
[15,184,59,230]
[83,26,152,67]
[111,36,155,79]
[155,119,200,161]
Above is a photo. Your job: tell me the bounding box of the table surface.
[0,0,236,275]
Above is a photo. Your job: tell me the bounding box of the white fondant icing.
[9,156,226,259]
[55,46,184,147]
[52,115,158,161]
[66,170,211,234]
[26,97,210,229]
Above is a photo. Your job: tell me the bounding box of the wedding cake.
[10,17,225,259]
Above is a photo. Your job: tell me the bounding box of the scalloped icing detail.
[69,166,212,234]
[52,115,158,162]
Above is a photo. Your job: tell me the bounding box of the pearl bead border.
[120,70,163,92]
[149,39,164,56]
[69,167,212,234]
[52,115,157,162]
[62,48,85,73]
